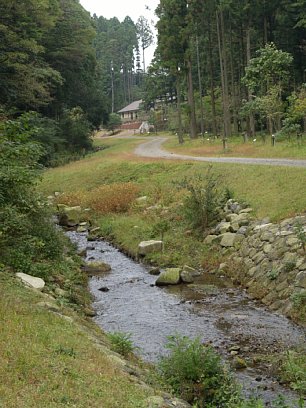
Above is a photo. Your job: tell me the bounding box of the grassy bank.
[0,271,150,408]
[40,134,306,270]
[41,136,306,221]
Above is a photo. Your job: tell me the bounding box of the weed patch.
[157,335,275,408]
[57,182,139,214]
[108,332,136,357]
[177,167,226,231]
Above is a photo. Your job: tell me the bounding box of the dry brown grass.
[57,182,140,214]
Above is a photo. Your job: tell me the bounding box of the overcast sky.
[80,0,159,65]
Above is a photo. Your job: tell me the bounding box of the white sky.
[80,0,159,66]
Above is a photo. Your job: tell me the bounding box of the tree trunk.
[123,66,127,105]
[111,67,115,113]
[216,10,231,141]
[176,75,184,144]
[142,46,146,73]
[229,26,238,134]
[267,116,273,136]
[246,22,255,137]
[127,70,132,103]
[196,35,205,137]
[263,14,268,44]
[187,57,197,139]
[208,25,218,136]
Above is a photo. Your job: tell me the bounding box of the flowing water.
[67,232,305,406]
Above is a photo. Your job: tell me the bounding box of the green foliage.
[286,85,306,126]
[178,167,224,231]
[107,332,135,357]
[282,351,306,405]
[267,269,279,281]
[0,114,69,279]
[107,113,122,134]
[294,222,306,251]
[54,345,77,358]
[59,107,92,151]
[151,220,170,241]
[156,0,189,74]
[291,291,306,308]
[93,15,139,112]
[0,113,44,207]
[158,335,241,407]
[283,261,296,273]
[136,16,154,72]
[0,0,62,109]
[243,43,293,94]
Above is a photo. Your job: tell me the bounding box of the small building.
[118,100,142,123]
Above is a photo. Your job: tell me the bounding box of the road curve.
[134,137,306,168]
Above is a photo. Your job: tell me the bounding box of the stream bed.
[68,231,305,406]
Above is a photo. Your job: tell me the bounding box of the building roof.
[118,100,142,113]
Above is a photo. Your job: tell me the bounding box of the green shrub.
[158,335,240,407]
[107,332,135,357]
[294,222,306,252]
[59,107,92,151]
[283,261,296,273]
[267,269,279,281]
[178,167,225,231]
[282,351,306,406]
[158,335,291,407]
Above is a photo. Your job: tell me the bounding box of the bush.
[158,335,240,407]
[107,113,122,134]
[107,332,135,357]
[59,107,92,151]
[178,167,225,231]
[281,351,306,406]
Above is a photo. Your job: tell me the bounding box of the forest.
[0,0,152,165]
[1,0,305,157]
[148,0,306,144]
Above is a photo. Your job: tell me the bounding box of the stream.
[68,231,305,406]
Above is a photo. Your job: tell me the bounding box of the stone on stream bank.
[156,268,181,286]
[138,240,163,255]
[83,262,111,276]
[16,273,45,290]
[58,205,83,227]
[155,265,199,286]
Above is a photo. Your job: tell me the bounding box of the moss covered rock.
[155,268,181,286]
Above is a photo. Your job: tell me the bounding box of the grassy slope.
[41,137,306,220]
[0,272,149,408]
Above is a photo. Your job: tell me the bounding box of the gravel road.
[134,137,306,168]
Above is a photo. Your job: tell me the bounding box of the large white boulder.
[16,273,45,290]
[138,240,163,255]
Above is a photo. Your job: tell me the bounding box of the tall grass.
[56,182,139,214]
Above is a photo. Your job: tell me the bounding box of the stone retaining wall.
[231,216,306,320]
[205,200,306,322]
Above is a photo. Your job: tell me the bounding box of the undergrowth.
[56,182,139,214]
[157,335,299,408]
[107,332,136,357]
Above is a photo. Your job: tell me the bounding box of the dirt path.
[134,137,306,168]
